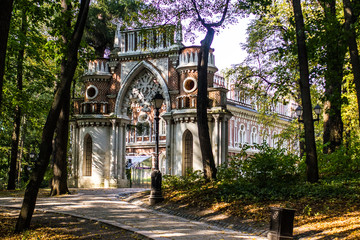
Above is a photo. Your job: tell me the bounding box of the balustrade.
[79,102,109,114]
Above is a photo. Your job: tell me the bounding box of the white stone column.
[117,121,123,180]
[170,119,176,175]
[220,117,226,165]
[116,118,129,187]
[165,119,172,175]
[162,112,173,175]
[70,122,78,187]
[120,121,127,180]
[120,33,126,52]
[212,115,220,166]
[110,119,117,180]
[221,114,231,165]
[224,116,229,164]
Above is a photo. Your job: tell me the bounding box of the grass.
[162,174,360,239]
[0,188,51,198]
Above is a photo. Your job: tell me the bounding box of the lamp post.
[295,104,321,122]
[149,92,164,205]
[295,104,321,157]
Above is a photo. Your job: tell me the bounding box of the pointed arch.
[84,134,92,176]
[182,130,193,176]
[114,60,171,116]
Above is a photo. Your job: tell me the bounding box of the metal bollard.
[268,207,295,240]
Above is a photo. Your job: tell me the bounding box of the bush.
[218,143,303,187]
[163,169,205,191]
[318,144,360,178]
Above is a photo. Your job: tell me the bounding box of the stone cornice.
[110,49,180,63]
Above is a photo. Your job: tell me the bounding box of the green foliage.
[163,170,205,191]
[318,144,360,178]
[84,0,142,57]
[0,0,91,189]
[218,143,303,186]
[164,169,360,205]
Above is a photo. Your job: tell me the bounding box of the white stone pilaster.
[212,115,220,166]
[162,112,173,175]
[120,121,127,180]
[70,122,78,187]
[110,119,117,179]
[220,117,226,164]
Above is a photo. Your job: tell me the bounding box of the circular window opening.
[86,85,98,99]
[183,78,197,93]
[138,113,149,122]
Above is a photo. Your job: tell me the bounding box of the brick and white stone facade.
[69,24,293,188]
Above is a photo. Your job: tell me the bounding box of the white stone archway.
[109,60,173,183]
[114,60,171,117]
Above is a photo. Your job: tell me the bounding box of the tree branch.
[191,0,230,29]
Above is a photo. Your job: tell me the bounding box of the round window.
[183,78,197,93]
[86,85,98,99]
[138,113,149,122]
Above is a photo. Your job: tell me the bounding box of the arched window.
[251,127,257,145]
[239,124,246,146]
[84,134,92,176]
[182,130,193,176]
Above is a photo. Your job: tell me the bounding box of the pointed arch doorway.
[182,130,193,176]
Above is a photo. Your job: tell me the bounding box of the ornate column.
[212,114,220,166]
[220,116,226,165]
[162,112,173,175]
[116,118,130,187]
[110,119,117,181]
[221,114,232,165]
[70,121,79,187]
[118,120,125,180]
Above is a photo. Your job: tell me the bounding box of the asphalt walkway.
[0,188,267,240]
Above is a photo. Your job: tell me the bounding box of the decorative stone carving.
[122,71,164,112]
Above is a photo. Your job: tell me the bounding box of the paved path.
[0,189,267,240]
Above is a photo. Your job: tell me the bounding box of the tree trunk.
[50,89,71,196]
[292,0,319,183]
[191,0,229,180]
[0,0,14,111]
[8,107,21,190]
[15,0,90,232]
[50,0,72,197]
[8,9,27,190]
[197,27,217,180]
[18,116,27,184]
[321,0,346,154]
[343,0,360,126]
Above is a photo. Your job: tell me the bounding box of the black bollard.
[268,207,295,240]
[149,169,164,205]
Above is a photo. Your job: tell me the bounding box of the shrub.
[318,144,360,178]
[218,143,303,187]
[163,169,204,191]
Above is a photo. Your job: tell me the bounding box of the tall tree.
[343,0,360,126]
[292,0,319,182]
[147,0,270,180]
[50,0,73,196]
[0,0,14,111]
[192,0,230,180]
[50,90,71,196]
[8,7,27,190]
[15,0,90,231]
[320,0,346,154]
